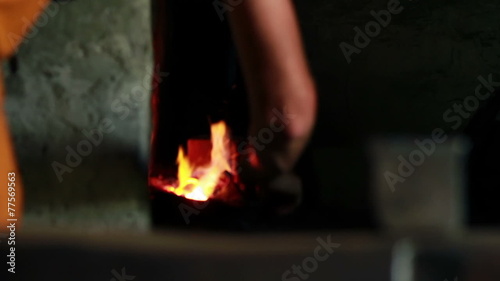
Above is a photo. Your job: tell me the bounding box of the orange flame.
[163,121,236,201]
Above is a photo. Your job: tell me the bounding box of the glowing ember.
[161,121,238,201]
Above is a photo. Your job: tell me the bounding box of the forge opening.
[149,121,246,203]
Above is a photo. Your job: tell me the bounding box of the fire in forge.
[149,121,245,203]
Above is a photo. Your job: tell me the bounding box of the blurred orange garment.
[0,0,50,229]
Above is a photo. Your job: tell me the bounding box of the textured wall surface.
[3,0,152,232]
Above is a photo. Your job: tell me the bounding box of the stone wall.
[3,0,153,232]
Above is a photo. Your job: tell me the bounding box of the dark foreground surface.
[3,229,500,281]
